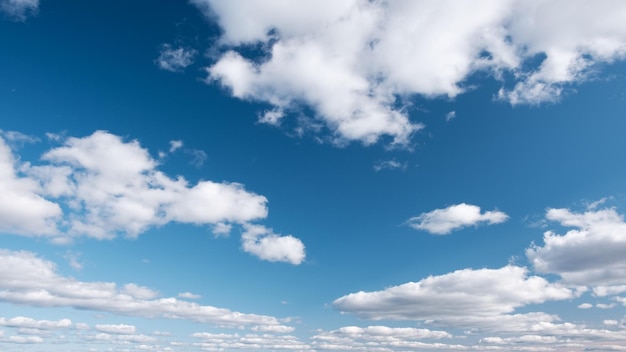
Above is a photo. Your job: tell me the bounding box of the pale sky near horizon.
[2,1,626,351]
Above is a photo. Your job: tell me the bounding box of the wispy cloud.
[0,248,289,327]
[155,44,196,72]
[0,0,38,21]
[373,159,407,172]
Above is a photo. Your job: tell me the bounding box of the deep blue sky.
[2,1,626,351]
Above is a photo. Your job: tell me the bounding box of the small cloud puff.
[241,224,305,265]
[407,203,508,235]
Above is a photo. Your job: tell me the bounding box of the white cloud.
[0,248,289,328]
[578,303,593,309]
[333,265,574,330]
[7,335,43,344]
[527,207,626,286]
[0,316,72,330]
[193,0,626,145]
[445,111,456,122]
[241,224,306,265]
[594,285,626,297]
[250,324,295,333]
[156,44,196,72]
[312,325,451,351]
[191,331,311,350]
[258,109,285,126]
[407,203,508,235]
[168,140,183,153]
[178,292,202,300]
[0,0,38,21]
[184,148,207,168]
[373,159,406,172]
[95,324,137,335]
[1,131,275,247]
[0,136,62,236]
[86,332,156,344]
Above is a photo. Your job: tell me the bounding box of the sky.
[2,0,626,351]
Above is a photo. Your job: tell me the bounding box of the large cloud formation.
[0,131,305,264]
[193,0,626,145]
[333,265,575,330]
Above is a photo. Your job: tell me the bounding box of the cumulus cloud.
[192,0,626,145]
[406,203,508,235]
[0,136,62,236]
[241,224,306,265]
[0,0,38,21]
[527,207,626,287]
[0,248,287,328]
[0,131,306,262]
[333,265,574,330]
[155,44,196,72]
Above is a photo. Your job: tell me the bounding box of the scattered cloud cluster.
[156,44,197,72]
[0,131,305,264]
[193,0,626,146]
[407,203,508,235]
[332,204,626,349]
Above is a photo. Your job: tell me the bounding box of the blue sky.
[2,0,626,351]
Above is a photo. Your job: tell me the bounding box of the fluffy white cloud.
[0,0,38,20]
[407,203,508,235]
[333,265,574,330]
[0,131,305,263]
[527,207,626,287]
[241,224,306,265]
[193,0,626,145]
[0,137,61,236]
[0,248,289,328]
[37,131,268,240]
[156,44,196,72]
